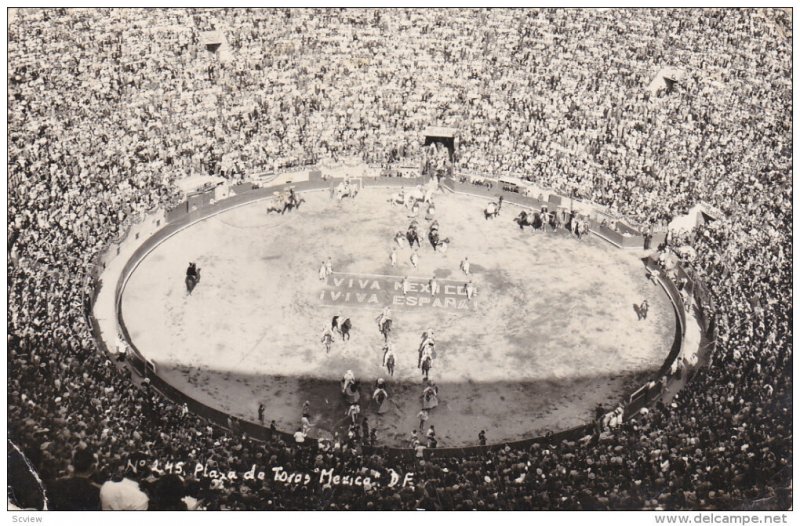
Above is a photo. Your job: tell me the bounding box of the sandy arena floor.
[121,187,675,447]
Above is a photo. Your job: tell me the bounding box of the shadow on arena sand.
[152,360,660,447]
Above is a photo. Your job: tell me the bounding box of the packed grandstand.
[7,8,792,511]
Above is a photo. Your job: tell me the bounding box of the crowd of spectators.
[8,8,791,510]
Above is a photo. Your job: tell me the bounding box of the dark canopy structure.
[423,126,458,160]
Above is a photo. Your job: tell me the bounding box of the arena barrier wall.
[445,179,554,211]
[362,423,596,461]
[362,176,427,189]
[589,222,646,249]
[88,169,710,455]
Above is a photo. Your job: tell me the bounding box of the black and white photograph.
[5,3,794,520]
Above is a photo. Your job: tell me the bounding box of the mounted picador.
[185,262,201,294]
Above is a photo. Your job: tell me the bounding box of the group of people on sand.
[322,314,352,349]
[313,277,448,442]
[305,172,492,448]
[336,367,442,448]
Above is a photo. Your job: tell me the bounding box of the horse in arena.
[266,192,286,214]
[484,201,500,220]
[282,190,306,213]
[484,196,504,220]
[340,318,352,341]
[403,184,435,208]
[425,201,436,221]
[421,355,432,381]
[185,263,201,294]
[427,222,449,251]
[380,318,392,342]
[336,181,359,201]
[342,370,354,391]
[540,209,555,231]
[429,233,450,252]
[553,211,563,231]
[422,384,439,410]
[421,184,436,204]
[383,346,396,377]
[341,372,361,404]
[407,226,421,248]
[567,218,590,239]
[514,210,536,230]
[422,179,438,201]
[390,189,406,206]
[403,187,423,207]
[428,227,439,249]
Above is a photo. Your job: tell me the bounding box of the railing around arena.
[86,167,713,456]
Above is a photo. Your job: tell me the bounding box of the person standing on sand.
[395,231,406,248]
[346,402,361,424]
[321,325,335,353]
[465,280,476,300]
[410,250,419,269]
[383,343,396,376]
[417,409,429,432]
[429,276,439,296]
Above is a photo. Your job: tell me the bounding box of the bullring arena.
[9,7,791,513]
[99,174,679,448]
